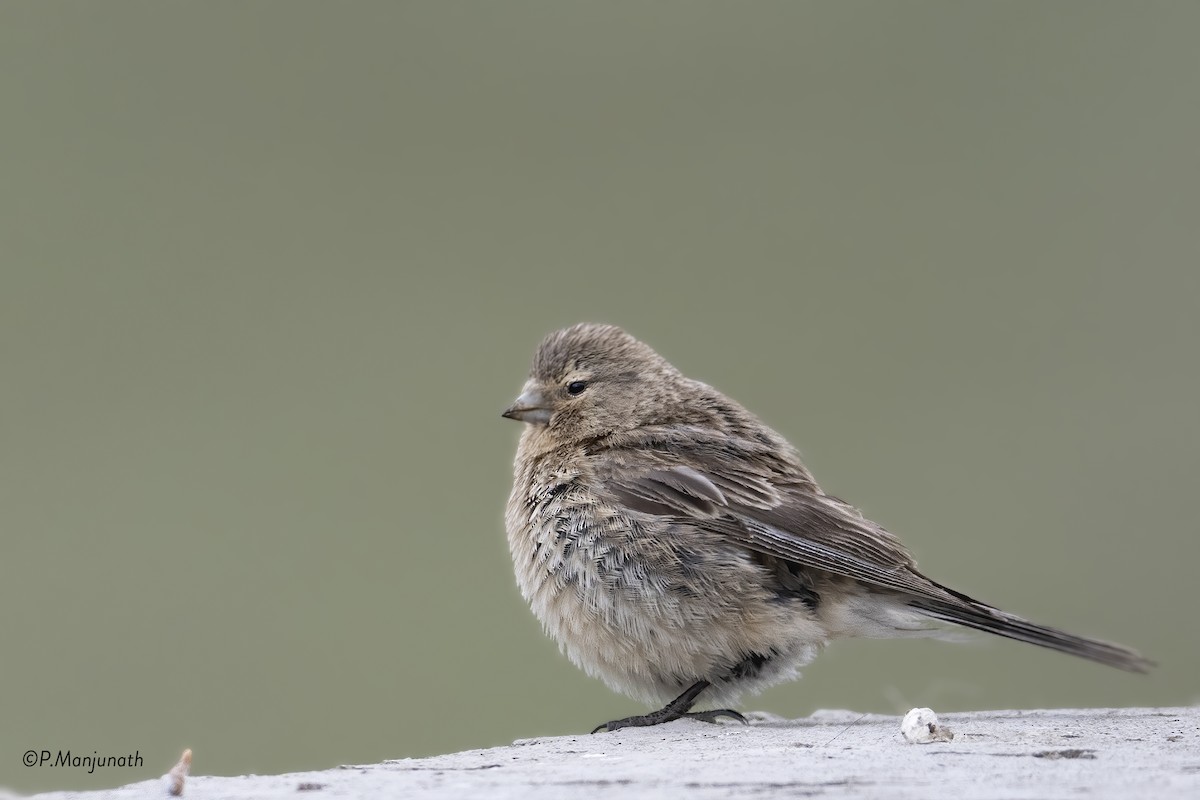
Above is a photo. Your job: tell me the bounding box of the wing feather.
[597,435,1151,673]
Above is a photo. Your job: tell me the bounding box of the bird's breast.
[504,457,828,705]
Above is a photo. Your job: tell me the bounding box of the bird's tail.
[908,582,1153,673]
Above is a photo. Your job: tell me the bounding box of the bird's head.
[502,323,686,441]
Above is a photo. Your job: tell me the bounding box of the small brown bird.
[502,323,1151,733]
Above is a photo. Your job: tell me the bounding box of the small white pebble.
[901,707,954,743]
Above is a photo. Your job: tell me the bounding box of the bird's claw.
[683,708,748,725]
[592,707,748,733]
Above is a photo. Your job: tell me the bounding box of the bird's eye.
[566,380,588,396]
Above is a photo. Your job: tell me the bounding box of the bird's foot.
[591,680,748,733]
[591,707,746,733]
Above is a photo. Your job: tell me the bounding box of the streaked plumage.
[502,323,1150,731]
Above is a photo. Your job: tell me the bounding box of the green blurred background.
[3,1,1197,793]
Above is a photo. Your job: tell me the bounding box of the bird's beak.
[502,386,552,425]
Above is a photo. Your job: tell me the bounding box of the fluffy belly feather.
[506,472,827,707]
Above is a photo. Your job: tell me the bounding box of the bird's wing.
[599,437,1153,673]
[604,458,942,600]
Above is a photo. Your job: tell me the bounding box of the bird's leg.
[591,680,748,733]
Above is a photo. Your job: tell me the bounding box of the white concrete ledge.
[28,707,1199,800]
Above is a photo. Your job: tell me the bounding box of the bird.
[501,323,1151,733]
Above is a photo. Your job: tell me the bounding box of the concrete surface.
[25,707,1200,799]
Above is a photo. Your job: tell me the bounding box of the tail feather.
[908,583,1153,674]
